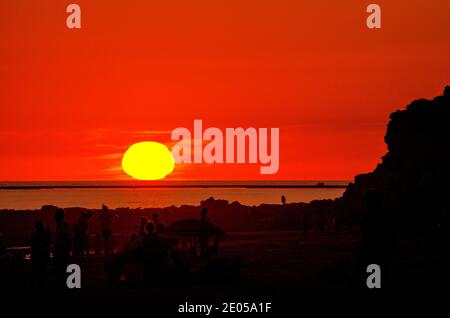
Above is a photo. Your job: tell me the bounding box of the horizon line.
[0,180,350,190]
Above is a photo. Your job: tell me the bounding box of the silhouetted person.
[200,208,209,257]
[94,232,102,256]
[167,249,189,284]
[105,232,141,285]
[138,216,148,238]
[152,212,160,225]
[156,222,165,234]
[201,208,208,221]
[142,222,161,286]
[105,232,142,286]
[318,219,326,233]
[31,221,51,283]
[73,210,93,261]
[120,233,140,259]
[281,195,286,205]
[98,204,118,256]
[53,208,72,288]
[0,245,16,287]
[358,190,396,288]
[155,222,170,280]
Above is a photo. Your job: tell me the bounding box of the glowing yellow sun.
[121,141,175,180]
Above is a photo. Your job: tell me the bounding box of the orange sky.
[0,0,449,181]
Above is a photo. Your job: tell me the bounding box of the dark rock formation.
[339,86,450,231]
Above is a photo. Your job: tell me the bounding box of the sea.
[0,181,348,210]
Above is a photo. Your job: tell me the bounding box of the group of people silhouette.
[28,205,205,288]
[29,205,119,287]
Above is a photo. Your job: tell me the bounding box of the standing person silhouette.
[142,222,161,286]
[31,220,51,284]
[138,216,149,238]
[73,210,93,261]
[98,204,118,256]
[200,208,208,221]
[53,208,72,288]
[199,208,209,257]
[152,212,160,225]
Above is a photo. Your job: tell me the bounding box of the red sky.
[0,0,449,181]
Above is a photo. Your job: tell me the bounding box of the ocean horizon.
[0,180,349,210]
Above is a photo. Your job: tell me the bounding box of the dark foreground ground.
[3,230,450,302]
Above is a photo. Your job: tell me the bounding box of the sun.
[121,141,175,180]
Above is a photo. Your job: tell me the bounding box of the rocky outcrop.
[340,86,450,230]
